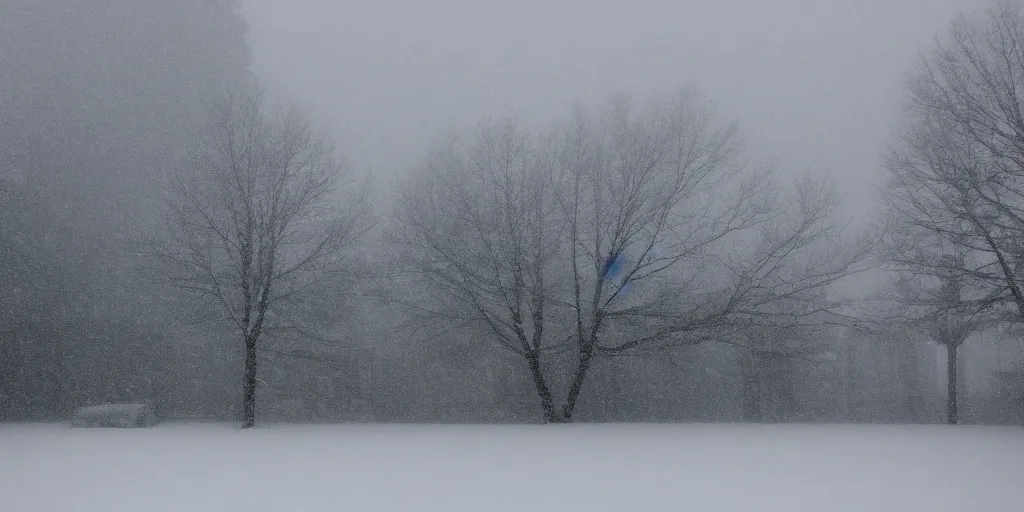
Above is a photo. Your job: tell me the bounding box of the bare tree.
[551,92,875,421]
[881,2,1024,422]
[156,92,371,428]
[890,253,986,424]
[388,119,571,422]
[391,90,873,422]
[885,1,1024,324]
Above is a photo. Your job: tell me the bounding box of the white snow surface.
[1,423,1022,511]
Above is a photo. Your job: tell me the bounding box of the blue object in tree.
[602,252,626,281]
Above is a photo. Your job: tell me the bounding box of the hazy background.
[3,0,1021,426]
[244,0,987,219]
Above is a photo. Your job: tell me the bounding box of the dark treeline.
[1,0,1023,426]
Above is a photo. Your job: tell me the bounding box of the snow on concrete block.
[70,403,158,428]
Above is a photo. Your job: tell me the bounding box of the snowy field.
[1,423,1022,511]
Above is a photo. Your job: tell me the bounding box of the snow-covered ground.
[1,423,1022,511]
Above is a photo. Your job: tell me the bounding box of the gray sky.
[242,0,987,217]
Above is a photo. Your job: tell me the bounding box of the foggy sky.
[243,0,988,219]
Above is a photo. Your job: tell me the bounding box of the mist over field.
[5,3,1024,505]
[7,1,1024,510]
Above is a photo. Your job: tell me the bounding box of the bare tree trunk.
[561,347,594,422]
[241,337,257,429]
[947,343,958,425]
[525,351,560,423]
